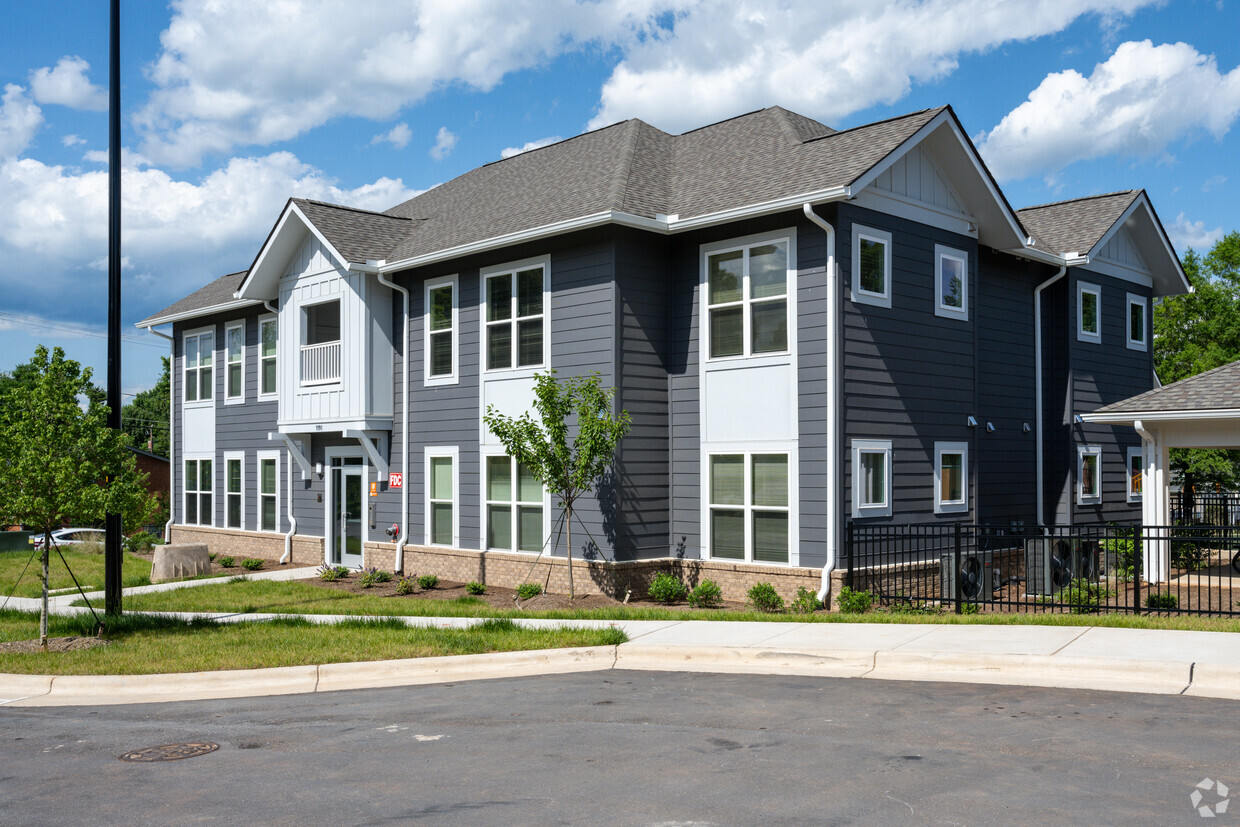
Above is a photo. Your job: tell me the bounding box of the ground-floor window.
[852,440,892,518]
[184,458,212,526]
[225,453,244,529]
[934,442,968,515]
[708,453,789,564]
[426,447,458,547]
[1078,445,1102,505]
[485,455,543,552]
[1127,446,1143,503]
[258,452,280,532]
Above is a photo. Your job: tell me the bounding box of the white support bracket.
[344,430,389,481]
[269,432,312,478]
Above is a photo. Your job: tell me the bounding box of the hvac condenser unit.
[940,549,995,602]
[1025,537,1100,596]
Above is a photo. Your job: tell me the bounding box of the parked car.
[29,528,106,550]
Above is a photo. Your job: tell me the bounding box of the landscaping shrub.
[217,556,235,568]
[208,552,217,562]
[1102,526,1140,581]
[1052,578,1111,614]
[241,558,263,571]
[1146,592,1179,610]
[835,585,873,614]
[687,579,722,609]
[394,577,417,595]
[359,567,392,588]
[647,572,687,604]
[516,582,543,600]
[416,574,439,590]
[1170,528,1210,571]
[747,582,784,613]
[466,581,487,595]
[318,564,350,582]
[790,586,823,614]
[124,531,159,554]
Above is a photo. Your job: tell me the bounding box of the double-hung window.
[184,458,212,525]
[1126,293,1147,351]
[484,258,547,371]
[225,453,244,529]
[485,455,543,552]
[259,316,277,397]
[1078,282,1101,343]
[225,321,244,402]
[708,453,790,563]
[851,226,892,308]
[705,237,790,359]
[934,442,969,514]
[183,329,214,403]
[425,277,458,384]
[1078,445,1102,504]
[258,452,279,532]
[852,440,892,518]
[1127,446,1143,503]
[426,448,458,546]
[934,245,968,321]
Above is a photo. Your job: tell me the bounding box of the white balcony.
[300,340,341,385]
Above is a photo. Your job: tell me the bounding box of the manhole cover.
[119,742,219,762]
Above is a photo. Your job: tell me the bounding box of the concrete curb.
[1183,663,1240,700]
[315,646,615,693]
[614,644,874,678]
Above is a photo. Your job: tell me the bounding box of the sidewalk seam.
[1179,662,1195,695]
[1049,626,1092,656]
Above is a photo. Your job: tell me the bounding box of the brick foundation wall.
[169,525,324,567]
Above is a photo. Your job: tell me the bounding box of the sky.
[2,0,1239,398]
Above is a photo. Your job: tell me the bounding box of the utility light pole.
[105,0,123,616]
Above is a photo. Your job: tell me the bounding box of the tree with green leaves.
[0,346,159,648]
[1154,231,1240,506]
[482,371,631,599]
[121,357,170,457]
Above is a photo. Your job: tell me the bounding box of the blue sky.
[2,0,1239,397]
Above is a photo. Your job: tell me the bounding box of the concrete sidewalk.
[3,610,1240,707]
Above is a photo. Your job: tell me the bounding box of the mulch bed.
[0,636,110,654]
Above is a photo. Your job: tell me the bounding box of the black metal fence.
[1171,492,1240,527]
[844,522,1240,616]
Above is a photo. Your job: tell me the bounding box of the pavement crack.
[1179,662,1195,695]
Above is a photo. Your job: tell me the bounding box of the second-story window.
[184,329,213,403]
[1127,293,1147,351]
[1078,282,1101,343]
[259,316,277,396]
[485,260,546,371]
[225,321,244,402]
[426,276,458,384]
[934,245,968,321]
[705,238,790,359]
[301,300,341,385]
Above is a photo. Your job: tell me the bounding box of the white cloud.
[429,126,457,160]
[61,134,86,147]
[0,84,44,159]
[1168,212,1224,252]
[372,122,412,149]
[29,56,108,111]
[1202,174,1227,192]
[979,40,1240,181]
[501,135,562,159]
[586,0,1155,132]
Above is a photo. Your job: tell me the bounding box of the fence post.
[846,522,854,590]
[954,522,963,615]
[1134,526,1142,614]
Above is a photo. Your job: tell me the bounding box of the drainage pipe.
[1033,266,1067,528]
[377,271,411,574]
[145,325,175,543]
[802,203,839,603]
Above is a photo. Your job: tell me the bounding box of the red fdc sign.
[388,472,403,489]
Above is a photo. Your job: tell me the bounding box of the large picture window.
[183,329,213,403]
[708,453,790,563]
[425,277,458,384]
[851,226,892,309]
[704,237,790,359]
[852,440,892,518]
[1078,445,1102,504]
[225,321,244,402]
[426,448,458,546]
[485,455,543,552]
[259,316,277,397]
[934,442,969,514]
[484,258,547,372]
[184,458,212,526]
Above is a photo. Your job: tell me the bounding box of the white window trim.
[224,320,245,404]
[223,451,245,530]
[257,450,281,533]
[702,448,798,566]
[182,326,214,408]
[258,314,278,399]
[323,448,369,564]
[479,254,551,377]
[183,454,214,527]
[1127,445,1143,504]
[934,245,968,321]
[424,446,459,548]
[481,449,550,554]
[852,439,893,519]
[424,275,460,387]
[933,441,969,515]
[299,298,343,389]
[1077,282,1101,344]
[1078,445,1102,505]
[1126,293,1148,352]
[851,225,892,309]
[700,229,797,363]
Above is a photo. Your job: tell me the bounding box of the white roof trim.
[135,299,264,328]
[1082,408,1240,424]
[1087,192,1190,296]
[235,201,351,300]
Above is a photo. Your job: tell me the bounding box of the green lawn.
[109,578,1240,632]
[0,547,150,599]
[0,609,626,675]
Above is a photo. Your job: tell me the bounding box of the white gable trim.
[236,202,352,302]
[1087,192,1190,296]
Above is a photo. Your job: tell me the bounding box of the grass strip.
[0,609,626,676]
[107,579,1240,633]
[1,549,150,599]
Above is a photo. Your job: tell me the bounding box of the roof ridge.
[674,106,768,136]
[801,106,945,145]
[294,198,413,220]
[1017,190,1139,213]
[479,118,640,168]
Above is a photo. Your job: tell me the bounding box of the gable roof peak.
[1019,189,1140,214]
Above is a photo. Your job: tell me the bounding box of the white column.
[1138,421,1170,584]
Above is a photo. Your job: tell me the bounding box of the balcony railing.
[300,340,341,385]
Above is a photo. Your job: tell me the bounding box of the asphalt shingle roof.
[139,271,250,325]
[1092,360,1240,415]
[291,199,414,264]
[1016,191,1140,257]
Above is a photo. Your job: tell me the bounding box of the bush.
[394,577,417,595]
[1170,529,1210,571]
[835,585,874,614]
[687,579,723,609]
[208,552,217,562]
[318,564,350,582]
[647,572,687,604]
[218,556,235,568]
[516,582,543,600]
[466,581,487,595]
[790,586,823,614]
[1052,578,1111,614]
[241,558,264,571]
[1146,592,1179,610]
[1102,526,1140,581]
[747,582,784,613]
[417,574,439,590]
[124,531,160,554]
[360,567,392,587]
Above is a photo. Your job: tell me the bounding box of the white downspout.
[145,325,175,543]
[802,203,839,603]
[261,300,296,564]
[376,271,410,573]
[1033,266,1067,528]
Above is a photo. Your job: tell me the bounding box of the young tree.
[0,346,158,647]
[483,371,630,599]
[121,357,170,457]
